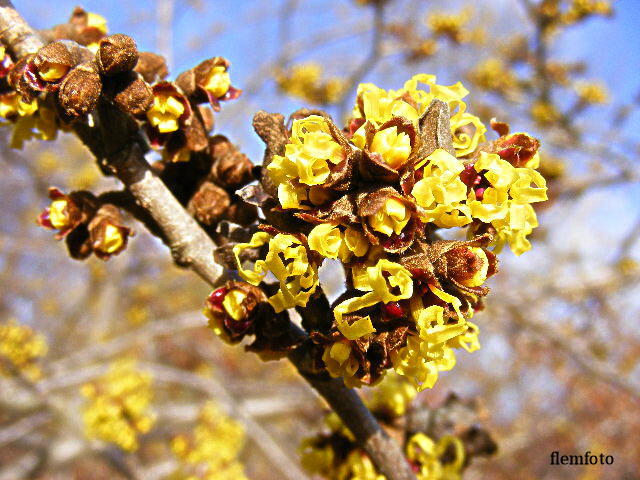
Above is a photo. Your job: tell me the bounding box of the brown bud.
[87,204,132,260]
[33,41,75,84]
[58,62,103,118]
[225,201,258,226]
[187,181,230,225]
[96,34,138,76]
[209,136,255,190]
[108,71,153,116]
[134,51,168,83]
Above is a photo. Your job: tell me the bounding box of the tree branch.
[0,3,416,479]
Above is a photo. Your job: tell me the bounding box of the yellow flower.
[39,62,70,82]
[369,373,417,417]
[221,289,247,321]
[233,232,319,312]
[146,92,185,133]
[203,65,231,98]
[412,149,471,228]
[81,359,155,451]
[333,259,413,340]
[322,341,362,388]
[406,433,465,480]
[427,9,472,43]
[369,126,412,169]
[100,224,125,254]
[368,198,411,236]
[0,93,38,120]
[390,285,479,391]
[468,58,518,93]
[466,152,547,255]
[267,115,345,208]
[308,223,343,259]
[276,63,346,105]
[575,81,609,104]
[352,74,486,158]
[0,319,48,380]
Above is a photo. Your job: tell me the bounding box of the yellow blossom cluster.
[168,402,247,480]
[426,9,472,44]
[80,360,155,451]
[0,319,48,380]
[277,63,346,105]
[575,81,609,105]
[562,0,612,24]
[530,100,561,125]
[231,73,546,390]
[467,59,518,94]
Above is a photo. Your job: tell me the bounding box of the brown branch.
[0,3,417,479]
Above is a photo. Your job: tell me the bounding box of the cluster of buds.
[0,319,48,381]
[224,73,546,388]
[169,401,247,480]
[184,135,259,231]
[300,375,496,479]
[2,6,241,169]
[37,187,132,260]
[80,359,155,452]
[276,63,346,105]
[204,279,305,359]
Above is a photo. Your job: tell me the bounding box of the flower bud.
[444,246,491,287]
[96,34,139,76]
[176,57,241,110]
[187,181,231,226]
[134,51,168,84]
[209,135,255,190]
[224,201,258,227]
[58,62,103,118]
[37,187,98,238]
[107,71,153,116]
[368,198,410,236]
[205,281,268,343]
[88,204,132,260]
[33,41,75,86]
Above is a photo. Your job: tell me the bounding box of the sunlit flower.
[233,232,319,312]
[368,198,411,236]
[277,63,346,105]
[267,115,346,209]
[412,149,471,228]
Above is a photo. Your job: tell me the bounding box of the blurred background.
[1,0,639,479]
